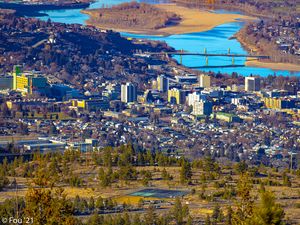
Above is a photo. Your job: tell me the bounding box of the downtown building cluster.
[0,64,299,169]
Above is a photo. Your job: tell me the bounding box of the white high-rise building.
[199,74,211,88]
[245,77,260,92]
[188,92,201,106]
[157,75,169,92]
[192,101,213,116]
[121,82,137,103]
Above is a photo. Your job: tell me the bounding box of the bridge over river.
[138,48,270,68]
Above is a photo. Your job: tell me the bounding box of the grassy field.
[1,154,300,224]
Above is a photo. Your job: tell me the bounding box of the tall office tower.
[199,74,211,88]
[121,82,137,103]
[188,92,201,106]
[192,101,213,116]
[245,76,260,92]
[157,75,169,92]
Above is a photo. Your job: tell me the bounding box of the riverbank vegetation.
[172,0,300,68]
[83,2,254,36]
[83,2,181,33]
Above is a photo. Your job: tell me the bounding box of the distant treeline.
[172,0,299,17]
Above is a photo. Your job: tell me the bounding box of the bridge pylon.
[180,49,183,64]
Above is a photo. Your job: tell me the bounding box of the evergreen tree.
[103,147,113,167]
[98,168,111,187]
[96,196,104,210]
[212,204,224,222]
[172,197,189,225]
[144,205,157,225]
[205,214,211,225]
[225,206,233,225]
[123,212,131,225]
[250,191,285,225]
[24,188,75,225]
[88,212,104,225]
[172,197,184,224]
[282,172,291,187]
[162,168,172,181]
[235,161,248,174]
[180,159,192,184]
[132,214,142,225]
[88,196,95,212]
[232,173,254,225]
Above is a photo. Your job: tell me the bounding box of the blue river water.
[36,0,300,76]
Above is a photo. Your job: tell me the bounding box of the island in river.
[0,1,91,16]
[82,2,255,36]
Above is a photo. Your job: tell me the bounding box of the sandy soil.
[82,3,255,36]
[246,59,300,72]
[155,4,254,35]
[236,32,300,72]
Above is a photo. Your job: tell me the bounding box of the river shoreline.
[82,4,255,37]
[236,32,300,72]
[0,1,90,16]
[33,0,300,75]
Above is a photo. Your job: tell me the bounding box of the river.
[36,0,300,76]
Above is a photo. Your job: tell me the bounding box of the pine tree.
[96,196,104,210]
[132,214,142,225]
[212,204,224,222]
[123,212,131,225]
[24,188,75,224]
[180,159,192,185]
[98,168,111,187]
[144,205,157,225]
[162,168,172,181]
[103,147,113,167]
[225,206,233,225]
[88,196,95,212]
[88,212,104,225]
[251,191,285,225]
[232,173,254,225]
[172,197,184,224]
[205,214,211,225]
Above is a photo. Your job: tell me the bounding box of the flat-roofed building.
[168,88,186,104]
[12,65,48,95]
[192,101,213,116]
[199,74,211,88]
[0,76,13,90]
[245,76,260,92]
[157,75,169,92]
[121,82,137,103]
